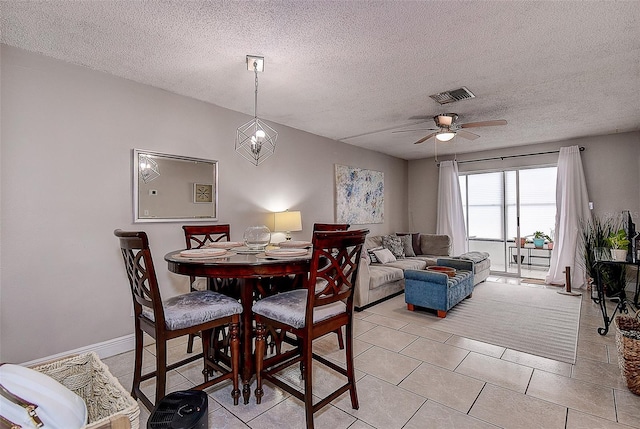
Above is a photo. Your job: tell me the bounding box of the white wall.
[0,45,408,363]
[409,133,640,233]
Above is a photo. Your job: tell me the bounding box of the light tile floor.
[102,276,640,429]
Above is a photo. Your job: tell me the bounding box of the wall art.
[335,164,384,224]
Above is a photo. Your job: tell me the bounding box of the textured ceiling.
[2,1,639,160]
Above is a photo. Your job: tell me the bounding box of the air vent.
[429,86,476,105]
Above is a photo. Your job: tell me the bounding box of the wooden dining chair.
[114,229,242,411]
[183,224,232,291]
[312,222,350,232]
[253,229,368,429]
[313,223,350,349]
[182,224,238,353]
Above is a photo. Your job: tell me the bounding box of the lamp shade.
[274,211,302,232]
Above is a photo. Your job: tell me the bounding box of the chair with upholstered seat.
[253,229,368,429]
[114,229,242,411]
[313,223,350,349]
[183,224,232,291]
[182,224,238,353]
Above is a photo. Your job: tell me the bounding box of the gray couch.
[354,233,490,310]
[354,233,451,310]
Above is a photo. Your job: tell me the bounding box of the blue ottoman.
[404,258,474,318]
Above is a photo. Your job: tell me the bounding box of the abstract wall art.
[335,164,384,224]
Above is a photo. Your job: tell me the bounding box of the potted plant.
[532,231,551,248]
[607,228,630,261]
[579,215,626,297]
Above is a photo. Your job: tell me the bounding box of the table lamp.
[274,210,302,240]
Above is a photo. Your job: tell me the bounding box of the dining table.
[164,247,311,404]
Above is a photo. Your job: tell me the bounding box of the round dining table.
[165,249,311,404]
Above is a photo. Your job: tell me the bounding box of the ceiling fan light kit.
[436,131,456,142]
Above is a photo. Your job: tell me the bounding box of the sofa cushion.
[368,265,405,289]
[409,255,439,266]
[374,248,397,264]
[382,235,405,259]
[397,232,421,256]
[420,234,451,256]
[365,235,384,252]
[385,258,427,271]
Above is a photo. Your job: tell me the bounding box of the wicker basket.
[614,311,640,395]
[31,352,140,429]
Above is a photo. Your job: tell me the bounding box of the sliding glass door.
[460,166,557,279]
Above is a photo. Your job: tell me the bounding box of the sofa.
[354,233,450,310]
[443,251,491,285]
[353,232,490,310]
[405,258,475,318]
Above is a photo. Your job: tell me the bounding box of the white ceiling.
[2,1,639,160]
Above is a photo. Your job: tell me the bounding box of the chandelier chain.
[254,61,259,119]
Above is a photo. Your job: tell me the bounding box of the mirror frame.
[133,149,218,223]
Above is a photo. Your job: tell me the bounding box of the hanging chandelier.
[235,55,278,166]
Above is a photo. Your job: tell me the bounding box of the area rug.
[369,280,582,364]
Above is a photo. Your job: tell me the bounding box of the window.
[460,167,557,241]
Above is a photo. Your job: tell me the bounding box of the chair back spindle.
[183,224,231,249]
[306,230,365,322]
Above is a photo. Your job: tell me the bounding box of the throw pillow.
[398,234,415,257]
[373,248,397,264]
[368,246,383,263]
[396,232,421,255]
[382,235,405,259]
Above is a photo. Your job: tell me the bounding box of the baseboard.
[21,334,135,366]
[355,290,404,312]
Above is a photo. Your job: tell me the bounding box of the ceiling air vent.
[429,86,476,105]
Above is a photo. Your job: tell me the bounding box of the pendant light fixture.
[235,55,278,166]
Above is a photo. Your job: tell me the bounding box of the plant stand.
[593,259,640,335]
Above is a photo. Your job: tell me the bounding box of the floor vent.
[429,86,475,104]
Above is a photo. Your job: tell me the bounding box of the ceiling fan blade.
[391,128,437,134]
[457,130,481,140]
[414,132,438,144]
[340,120,429,140]
[460,119,507,128]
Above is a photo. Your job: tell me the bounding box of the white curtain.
[437,160,468,256]
[545,146,591,287]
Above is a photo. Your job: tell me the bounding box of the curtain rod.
[452,146,585,165]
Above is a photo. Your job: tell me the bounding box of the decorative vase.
[611,249,627,261]
[533,238,545,248]
[243,225,271,250]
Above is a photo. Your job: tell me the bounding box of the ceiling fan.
[393,113,507,144]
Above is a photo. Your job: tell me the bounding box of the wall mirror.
[133,149,218,223]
